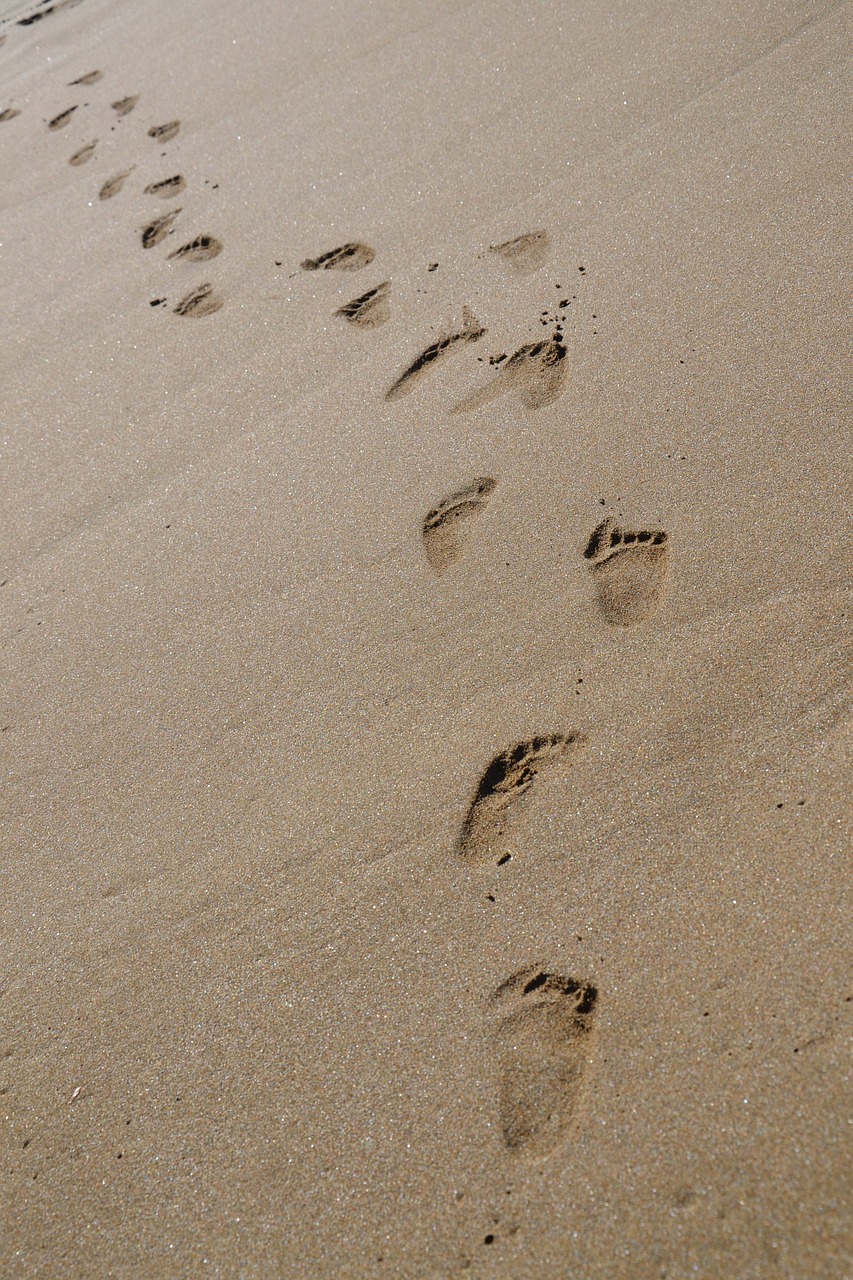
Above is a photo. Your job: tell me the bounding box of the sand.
[1,0,850,1276]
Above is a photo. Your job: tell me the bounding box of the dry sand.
[1,0,851,1276]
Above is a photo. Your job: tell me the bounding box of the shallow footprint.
[301,242,375,271]
[489,966,597,1159]
[168,235,222,262]
[144,174,185,198]
[423,477,496,573]
[48,105,77,131]
[99,168,134,200]
[452,334,568,415]
[69,138,97,166]
[583,516,668,625]
[173,283,222,318]
[0,107,21,123]
[458,734,582,866]
[148,120,180,143]
[336,281,390,328]
[489,230,551,274]
[386,306,486,401]
[141,208,181,248]
[111,95,138,117]
[69,70,102,85]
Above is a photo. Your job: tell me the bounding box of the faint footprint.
[168,235,222,262]
[489,230,551,274]
[489,966,598,1159]
[583,516,668,625]
[48,106,78,131]
[336,281,390,328]
[144,174,185,198]
[173,283,222,318]
[0,108,21,123]
[386,307,486,401]
[69,70,101,85]
[452,334,567,414]
[111,95,138,117]
[69,138,96,165]
[423,477,496,573]
[141,209,181,249]
[458,734,582,866]
[301,242,375,271]
[148,120,180,143]
[99,167,134,200]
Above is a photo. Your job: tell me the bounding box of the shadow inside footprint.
[69,138,96,166]
[144,174,185,198]
[489,230,551,274]
[423,477,496,573]
[48,105,77,131]
[173,283,223,318]
[168,235,222,262]
[148,120,181,143]
[489,966,598,1159]
[141,208,181,248]
[336,281,390,328]
[386,307,486,401]
[0,108,21,123]
[452,334,568,415]
[583,517,668,625]
[458,735,582,866]
[111,95,138,117]
[100,168,134,200]
[301,242,375,271]
[69,70,101,85]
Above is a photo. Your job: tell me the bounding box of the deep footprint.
[148,120,180,142]
[386,307,486,401]
[423,477,496,573]
[458,734,582,866]
[336,281,390,328]
[144,174,185,198]
[583,516,668,625]
[141,208,181,248]
[452,333,568,414]
[168,235,223,262]
[301,242,375,271]
[489,966,597,1159]
[173,283,223,318]
[489,230,551,274]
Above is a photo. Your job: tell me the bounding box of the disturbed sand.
[1,0,850,1276]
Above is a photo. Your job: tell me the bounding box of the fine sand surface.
[1,0,851,1276]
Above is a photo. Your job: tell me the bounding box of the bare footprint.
[144,174,185,198]
[0,108,21,123]
[99,168,134,200]
[489,230,551,274]
[489,966,597,1159]
[48,106,77,131]
[141,209,181,249]
[583,517,668,625]
[69,70,101,85]
[69,138,97,165]
[301,242,375,271]
[452,334,568,415]
[386,307,486,401]
[458,734,582,866]
[111,95,138,117]
[336,281,390,329]
[148,120,180,143]
[168,235,222,262]
[423,477,496,573]
[173,283,222,318]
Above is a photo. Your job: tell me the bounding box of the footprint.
[301,242,375,271]
[0,108,21,123]
[168,235,222,262]
[489,230,551,274]
[111,95,138,117]
[69,70,102,85]
[141,209,181,249]
[452,334,568,414]
[489,966,598,1159]
[68,138,97,166]
[583,517,668,625]
[143,174,185,198]
[458,734,582,866]
[48,106,78,131]
[336,281,390,329]
[99,168,134,200]
[386,307,486,402]
[148,120,180,143]
[173,283,222,318]
[423,477,496,573]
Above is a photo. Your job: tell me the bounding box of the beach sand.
[1,0,850,1275]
